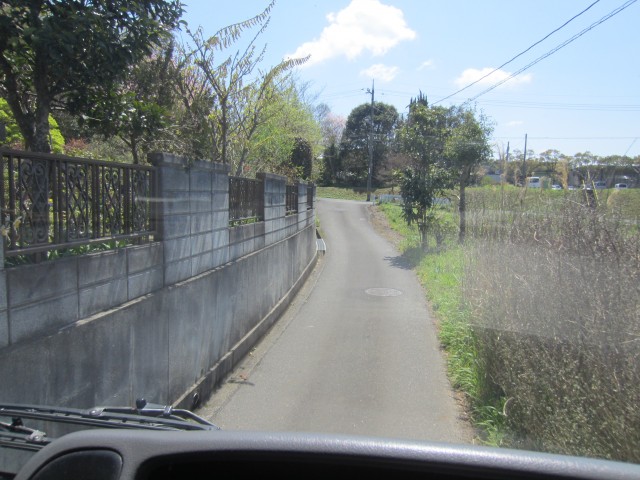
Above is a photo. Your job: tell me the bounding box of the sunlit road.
[199,198,474,443]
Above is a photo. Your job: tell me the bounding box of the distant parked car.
[526,176,541,188]
[551,184,562,190]
[615,183,628,189]
[593,181,606,189]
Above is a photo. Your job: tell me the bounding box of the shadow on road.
[384,252,418,270]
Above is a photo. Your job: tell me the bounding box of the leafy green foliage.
[444,107,493,243]
[338,101,398,186]
[396,95,454,249]
[320,142,340,185]
[183,1,309,175]
[4,239,132,267]
[81,38,181,163]
[0,0,183,152]
[246,78,322,179]
[399,165,452,249]
[0,98,64,153]
[290,137,313,180]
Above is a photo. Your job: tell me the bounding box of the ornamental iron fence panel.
[0,148,154,260]
[286,184,298,215]
[229,176,264,226]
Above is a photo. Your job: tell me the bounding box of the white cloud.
[417,60,434,70]
[505,120,524,127]
[285,0,416,67]
[454,68,532,88]
[360,64,399,82]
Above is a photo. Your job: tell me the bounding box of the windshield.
[1,0,639,477]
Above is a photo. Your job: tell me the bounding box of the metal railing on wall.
[286,184,298,215]
[0,148,154,260]
[229,176,264,226]
[1,148,317,261]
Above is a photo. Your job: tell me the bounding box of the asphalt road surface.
[199,198,474,444]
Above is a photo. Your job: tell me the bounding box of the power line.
[460,0,637,105]
[495,136,639,140]
[433,0,601,105]
[623,138,637,155]
[477,99,640,111]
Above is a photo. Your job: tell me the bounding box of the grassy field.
[373,186,640,461]
[316,186,397,201]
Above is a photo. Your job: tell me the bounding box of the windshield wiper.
[0,398,219,453]
[0,417,49,452]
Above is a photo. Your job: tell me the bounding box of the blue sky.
[179,0,639,158]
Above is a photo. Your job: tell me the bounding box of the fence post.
[296,180,306,215]
[147,152,193,285]
[148,152,231,283]
[257,172,287,245]
[0,236,7,347]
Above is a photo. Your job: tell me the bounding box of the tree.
[0,0,183,153]
[242,76,322,179]
[398,163,452,250]
[75,38,183,163]
[184,1,308,175]
[172,42,217,161]
[315,104,345,185]
[0,98,64,153]
[396,93,453,250]
[338,101,398,186]
[114,40,180,163]
[316,103,345,148]
[444,106,493,243]
[290,137,313,180]
[555,157,571,189]
[320,142,340,185]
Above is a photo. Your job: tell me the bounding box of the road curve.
[199,198,474,444]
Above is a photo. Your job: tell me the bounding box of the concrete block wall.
[2,242,164,345]
[0,153,317,410]
[0,155,313,348]
[258,172,287,246]
[149,154,231,284]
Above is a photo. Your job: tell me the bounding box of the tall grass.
[463,193,640,461]
[378,188,640,460]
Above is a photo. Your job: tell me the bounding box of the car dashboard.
[11,429,640,480]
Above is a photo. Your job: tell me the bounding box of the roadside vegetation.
[374,186,639,463]
[316,186,396,201]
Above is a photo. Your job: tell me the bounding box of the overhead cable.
[433,0,601,105]
[461,0,638,105]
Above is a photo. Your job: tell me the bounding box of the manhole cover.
[365,287,403,297]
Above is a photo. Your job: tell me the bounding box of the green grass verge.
[316,186,396,201]
[376,202,506,446]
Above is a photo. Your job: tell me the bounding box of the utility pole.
[522,134,528,186]
[503,141,509,185]
[366,80,374,202]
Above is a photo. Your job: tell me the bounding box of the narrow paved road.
[198,198,473,443]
